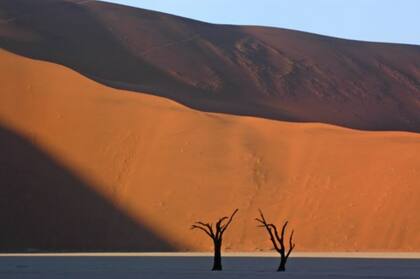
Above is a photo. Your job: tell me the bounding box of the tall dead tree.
[256,209,295,272]
[191,209,238,271]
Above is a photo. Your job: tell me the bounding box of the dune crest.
[0,0,419,132]
[1,50,420,251]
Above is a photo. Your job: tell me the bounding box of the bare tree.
[256,209,295,272]
[191,209,238,271]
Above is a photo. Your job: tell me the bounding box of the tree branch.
[256,209,281,252]
[191,224,213,238]
[277,221,289,252]
[192,221,215,238]
[221,209,239,233]
[215,216,228,239]
[286,230,295,259]
[271,223,282,247]
[281,221,288,239]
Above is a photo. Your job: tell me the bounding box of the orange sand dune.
[1,0,419,132]
[1,50,420,252]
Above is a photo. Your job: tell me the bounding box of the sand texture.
[0,0,419,132]
[0,50,419,251]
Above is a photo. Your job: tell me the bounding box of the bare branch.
[199,222,215,237]
[216,217,228,228]
[192,221,215,238]
[280,221,289,241]
[257,209,295,272]
[191,224,213,238]
[257,209,267,222]
[286,230,295,259]
[215,216,228,239]
[274,221,289,252]
[271,223,283,249]
[256,209,281,252]
[220,209,239,233]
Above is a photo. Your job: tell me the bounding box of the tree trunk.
[212,241,222,271]
[277,257,286,272]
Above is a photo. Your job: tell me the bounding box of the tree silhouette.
[191,209,239,271]
[256,209,295,272]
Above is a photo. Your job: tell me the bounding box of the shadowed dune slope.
[0,0,419,132]
[1,50,420,251]
[0,126,176,252]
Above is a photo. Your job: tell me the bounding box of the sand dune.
[1,50,419,251]
[0,0,419,132]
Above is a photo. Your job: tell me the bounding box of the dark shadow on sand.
[0,124,176,252]
[1,1,419,132]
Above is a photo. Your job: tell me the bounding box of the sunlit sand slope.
[1,50,420,251]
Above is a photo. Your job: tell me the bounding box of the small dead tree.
[256,209,295,272]
[191,209,238,271]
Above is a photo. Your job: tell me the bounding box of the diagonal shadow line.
[0,0,299,123]
[0,0,199,99]
[1,0,419,134]
[0,124,178,252]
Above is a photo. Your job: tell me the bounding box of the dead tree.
[191,209,238,271]
[256,209,295,272]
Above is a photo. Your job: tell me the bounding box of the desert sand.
[1,49,419,252]
[1,0,419,132]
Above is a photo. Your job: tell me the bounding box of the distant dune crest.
[0,0,419,132]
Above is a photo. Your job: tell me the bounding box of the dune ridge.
[0,0,419,132]
[1,50,420,251]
